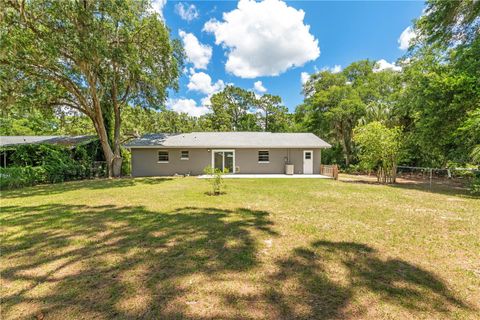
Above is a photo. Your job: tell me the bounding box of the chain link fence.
[397,165,479,190]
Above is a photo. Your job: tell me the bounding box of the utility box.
[285,164,294,175]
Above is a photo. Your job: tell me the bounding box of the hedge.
[0,142,107,190]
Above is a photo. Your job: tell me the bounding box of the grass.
[1,176,479,319]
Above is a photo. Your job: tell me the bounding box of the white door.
[303,150,313,174]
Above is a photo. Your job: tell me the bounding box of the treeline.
[1,86,296,137]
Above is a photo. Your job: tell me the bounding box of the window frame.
[157,150,169,163]
[180,150,189,160]
[258,150,270,163]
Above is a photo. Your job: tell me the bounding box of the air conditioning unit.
[285,164,294,175]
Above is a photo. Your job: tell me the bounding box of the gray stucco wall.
[130,148,321,177]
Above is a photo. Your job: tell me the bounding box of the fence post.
[429,168,432,191]
[333,164,339,180]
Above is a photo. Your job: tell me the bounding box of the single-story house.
[125,132,331,177]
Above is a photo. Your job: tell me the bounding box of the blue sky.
[158,0,424,116]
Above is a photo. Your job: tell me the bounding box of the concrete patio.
[198,174,331,179]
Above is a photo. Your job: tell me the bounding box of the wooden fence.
[320,164,339,180]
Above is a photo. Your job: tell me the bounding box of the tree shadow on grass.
[389,181,478,199]
[256,240,471,319]
[0,204,473,319]
[0,204,276,319]
[340,175,476,198]
[0,177,172,199]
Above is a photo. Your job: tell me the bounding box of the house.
[125,132,331,177]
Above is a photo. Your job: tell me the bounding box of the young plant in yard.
[354,121,402,183]
[203,166,228,195]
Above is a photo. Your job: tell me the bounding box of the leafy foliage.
[0,0,183,177]
[415,0,480,48]
[471,174,480,195]
[1,143,105,189]
[207,86,292,132]
[354,122,403,183]
[297,61,402,166]
[203,166,228,195]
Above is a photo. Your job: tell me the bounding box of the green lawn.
[1,177,479,319]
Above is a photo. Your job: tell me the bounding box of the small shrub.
[121,147,131,176]
[343,164,365,174]
[203,166,228,195]
[0,166,47,189]
[471,173,480,195]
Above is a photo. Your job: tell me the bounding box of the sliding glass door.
[212,150,235,173]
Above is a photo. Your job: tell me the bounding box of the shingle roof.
[124,132,331,148]
[0,135,95,147]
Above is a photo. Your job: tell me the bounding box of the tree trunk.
[91,113,116,178]
[111,71,123,178]
[265,110,269,132]
[112,155,122,177]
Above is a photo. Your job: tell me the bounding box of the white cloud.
[398,26,416,50]
[179,30,212,70]
[167,98,209,117]
[374,59,402,72]
[203,0,320,78]
[320,65,342,73]
[200,95,213,107]
[150,0,167,19]
[300,72,310,84]
[331,65,342,73]
[175,3,199,21]
[253,81,267,93]
[187,71,225,95]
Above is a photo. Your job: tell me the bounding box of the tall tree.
[398,0,480,166]
[208,86,256,131]
[254,94,290,132]
[297,70,366,166]
[297,61,403,166]
[0,0,183,176]
[415,0,480,48]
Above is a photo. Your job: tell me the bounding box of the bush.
[1,142,103,189]
[354,122,403,183]
[0,166,46,189]
[203,166,228,195]
[121,147,131,176]
[471,173,480,195]
[343,164,365,174]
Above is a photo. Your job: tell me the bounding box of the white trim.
[180,150,189,160]
[211,149,236,174]
[258,150,270,163]
[158,150,169,163]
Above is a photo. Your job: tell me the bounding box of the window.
[181,150,189,160]
[258,150,269,163]
[305,152,312,160]
[158,151,169,163]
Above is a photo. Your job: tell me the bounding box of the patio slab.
[198,174,331,179]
